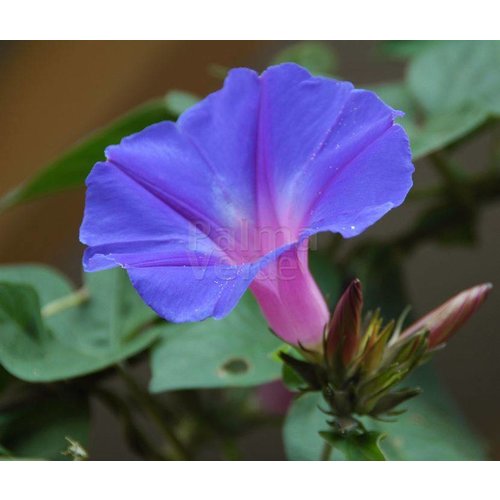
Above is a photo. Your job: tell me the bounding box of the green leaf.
[0,394,89,460]
[411,107,487,159]
[0,265,158,382]
[0,98,175,213]
[283,391,330,460]
[165,90,200,116]
[283,366,486,460]
[373,42,500,160]
[149,293,282,392]
[282,362,306,392]
[408,41,500,116]
[272,42,338,76]
[372,82,487,160]
[320,430,386,461]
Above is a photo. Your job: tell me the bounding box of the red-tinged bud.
[326,279,363,366]
[399,283,492,348]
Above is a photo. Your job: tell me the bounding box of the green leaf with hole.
[0,394,89,461]
[149,293,282,392]
[408,41,500,116]
[0,98,176,213]
[0,265,158,382]
[283,367,486,460]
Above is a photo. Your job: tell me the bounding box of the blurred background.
[0,41,498,459]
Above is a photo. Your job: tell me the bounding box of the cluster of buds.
[281,279,492,433]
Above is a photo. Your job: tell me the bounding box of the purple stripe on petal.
[306,124,413,238]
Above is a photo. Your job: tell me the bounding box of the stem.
[94,387,168,461]
[116,363,191,460]
[321,441,333,461]
[41,287,90,317]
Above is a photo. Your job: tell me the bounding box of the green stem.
[116,363,191,460]
[41,287,90,317]
[321,441,333,461]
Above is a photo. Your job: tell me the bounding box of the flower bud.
[399,283,492,348]
[281,280,493,433]
[326,279,363,366]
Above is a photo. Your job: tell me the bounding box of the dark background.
[0,41,498,459]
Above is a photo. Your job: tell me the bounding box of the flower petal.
[250,242,329,346]
[127,243,302,322]
[306,123,413,238]
[177,67,260,234]
[80,63,414,332]
[256,64,413,237]
[127,263,258,322]
[80,160,227,270]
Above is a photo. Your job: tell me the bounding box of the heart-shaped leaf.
[373,82,488,160]
[0,265,158,382]
[408,41,500,116]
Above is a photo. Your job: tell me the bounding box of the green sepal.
[282,362,308,392]
[279,351,323,390]
[369,387,422,417]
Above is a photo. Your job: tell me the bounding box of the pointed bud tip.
[343,278,363,309]
[401,281,493,348]
[350,278,362,291]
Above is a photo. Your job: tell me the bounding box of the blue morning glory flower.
[80,63,413,346]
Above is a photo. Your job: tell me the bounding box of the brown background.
[0,41,498,458]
